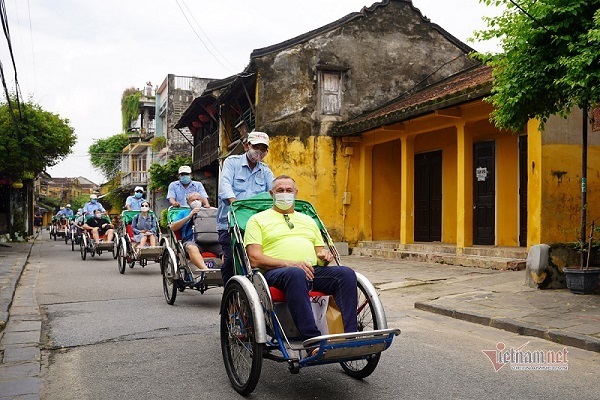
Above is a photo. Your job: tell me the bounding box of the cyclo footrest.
[301,328,400,362]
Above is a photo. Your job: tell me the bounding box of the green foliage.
[151,136,166,151]
[68,193,90,211]
[0,96,76,180]
[159,208,169,231]
[474,0,600,131]
[148,156,192,194]
[88,134,129,180]
[121,87,141,131]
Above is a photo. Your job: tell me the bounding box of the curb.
[414,301,600,353]
[0,240,35,333]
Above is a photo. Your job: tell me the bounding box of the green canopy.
[120,210,157,225]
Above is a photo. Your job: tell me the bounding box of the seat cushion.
[269,286,327,302]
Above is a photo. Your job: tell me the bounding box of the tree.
[148,156,192,194]
[88,134,130,180]
[475,0,600,263]
[0,96,76,179]
[121,87,140,131]
[475,0,600,131]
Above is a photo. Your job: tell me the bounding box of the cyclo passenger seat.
[269,287,327,303]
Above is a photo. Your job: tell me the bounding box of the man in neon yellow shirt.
[244,175,357,340]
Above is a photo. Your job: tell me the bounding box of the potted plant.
[564,221,600,294]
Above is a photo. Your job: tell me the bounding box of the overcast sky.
[1,0,500,185]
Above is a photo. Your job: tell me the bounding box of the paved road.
[9,238,600,398]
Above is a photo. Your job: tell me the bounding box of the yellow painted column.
[359,144,373,240]
[400,136,414,244]
[456,122,473,251]
[527,119,542,247]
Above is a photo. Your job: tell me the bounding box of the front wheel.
[339,280,381,379]
[117,238,127,274]
[220,280,263,396]
[161,248,178,305]
[80,236,87,260]
[71,233,75,251]
[112,233,119,259]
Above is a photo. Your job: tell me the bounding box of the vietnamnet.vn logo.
[482,341,569,372]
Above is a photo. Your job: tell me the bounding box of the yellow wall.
[372,140,401,240]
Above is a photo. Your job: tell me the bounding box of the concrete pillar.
[400,136,414,244]
[456,122,473,251]
[359,145,373,240]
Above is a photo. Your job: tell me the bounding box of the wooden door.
[473,141,495,245]
[414,151,442,242]
[519,135,528,247]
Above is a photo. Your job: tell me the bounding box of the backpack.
[192,208,218,243]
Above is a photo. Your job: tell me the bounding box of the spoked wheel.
[161,249,178,305]
[220,280,263,396]
[117,239,127,274]
[64,231,68,244]
[339,280,381,379]
[80,236,87,260]
[112,233,119,259]
[71,233,75,251]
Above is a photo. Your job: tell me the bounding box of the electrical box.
[342,192,352,205]
[344,147,354,156]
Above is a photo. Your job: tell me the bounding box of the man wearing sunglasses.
[125,186,146,211]
[244,175,357,341]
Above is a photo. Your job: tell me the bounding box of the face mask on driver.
[134,192,143,199]
[91,199,97,204]
[190,200,203,209]
[273,192,295,211]
[179,175,192,185]
[246,148,266,164]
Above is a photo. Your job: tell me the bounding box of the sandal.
[305,346,320,357]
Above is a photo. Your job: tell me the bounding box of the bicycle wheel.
[339,279,381,379]
[161,248,177,305]
[117,238,127,274]
[80,235,87,260]
[220,280,263,395]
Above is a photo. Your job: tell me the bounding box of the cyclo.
[50,215,68,241]
[79,213,117,260]
[66,215,80,250]
[160,206,223,305]
[220,193,400,395]
[116,210,163,274]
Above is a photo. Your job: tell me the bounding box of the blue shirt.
[82,201,105,216]
[217,154,274,230]
[63,209,74,217]
[166,180,208,207]
[174,209,194,242]
[132,213,157,235]
[125,195,146,211]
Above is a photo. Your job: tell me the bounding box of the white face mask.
[190,200,203,209]
[273,192,295,211]
[140,205,150,212]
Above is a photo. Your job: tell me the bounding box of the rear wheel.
[161,249,177,305]
[339,280,381,379]
[220,280,263,395]
[71,232,75,251]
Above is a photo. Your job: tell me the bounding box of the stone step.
[356,241,527,260]
[351,247,526,271]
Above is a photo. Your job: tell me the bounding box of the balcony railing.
[121,171,149,187]
[193,131,219,169]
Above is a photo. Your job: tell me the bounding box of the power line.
[179,0,239,71]
[0,0,22,117]
[173,0,236,74]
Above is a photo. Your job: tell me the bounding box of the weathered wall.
[252,0,477,241]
